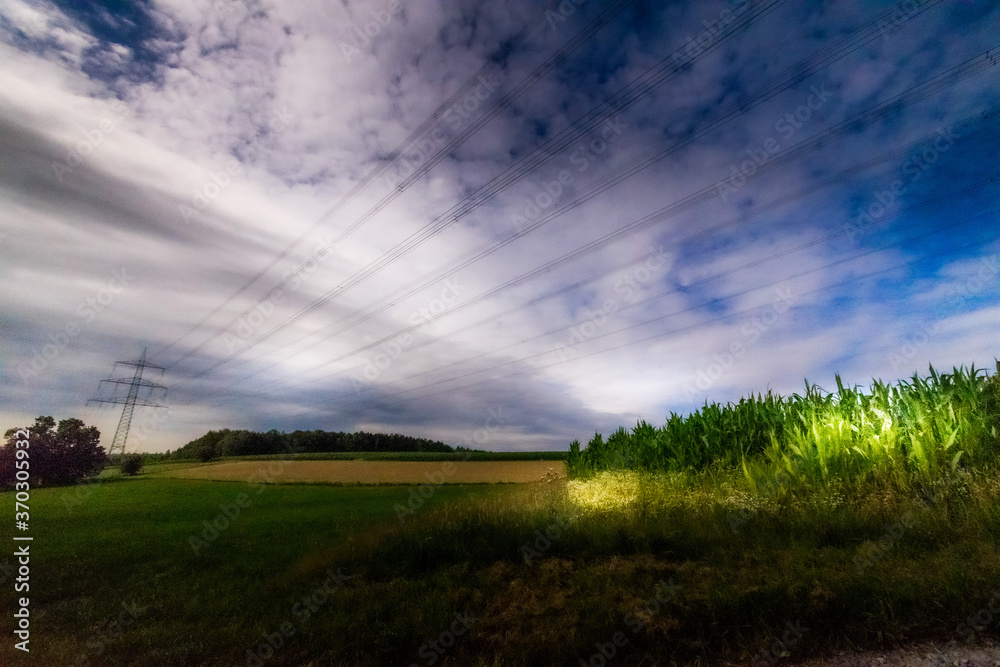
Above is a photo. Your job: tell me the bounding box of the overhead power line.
[192,0,953,379]
[162,0,643,368]
[154,0,568,360]
[215,47,998,390]
[174,0,787,376]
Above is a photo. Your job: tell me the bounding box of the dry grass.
[154,459,567,484]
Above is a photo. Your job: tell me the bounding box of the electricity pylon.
[88,348,167,457]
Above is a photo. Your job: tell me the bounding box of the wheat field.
[154,459,566,484]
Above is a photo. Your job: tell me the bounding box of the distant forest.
[173,428,454,460]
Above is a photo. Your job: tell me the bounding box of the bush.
[120,453,145,476]
[1,416,107,488]
[197,443,217,462]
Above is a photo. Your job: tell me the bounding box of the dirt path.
[789,638,999,667]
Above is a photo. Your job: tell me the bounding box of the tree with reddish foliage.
[1,416,107,488]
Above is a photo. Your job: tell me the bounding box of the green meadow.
[2,478,513,666]
[3,364,999,666]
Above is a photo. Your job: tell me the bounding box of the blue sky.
[1,0,998,452]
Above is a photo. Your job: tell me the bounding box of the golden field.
[153,459,566,484]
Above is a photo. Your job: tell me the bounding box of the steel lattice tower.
[88,348,167,457]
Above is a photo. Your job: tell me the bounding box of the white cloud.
[1,0,998,451]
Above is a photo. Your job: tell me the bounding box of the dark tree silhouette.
[172,427,454,459]
[120,453,145,476]
[1,416,107,488]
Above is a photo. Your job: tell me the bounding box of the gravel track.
[789,638,1000,667]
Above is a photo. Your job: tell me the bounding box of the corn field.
[567,362,1000,488]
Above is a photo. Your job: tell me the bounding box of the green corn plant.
[567,363,1000,494]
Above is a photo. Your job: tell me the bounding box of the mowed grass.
[3,464,1000,666]
[152,459,566,484]
[0,477,515,666]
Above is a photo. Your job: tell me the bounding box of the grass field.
[4,367,997,666]
[4,461,1000,666]
[1,477,518,666]
[152,459,566,484]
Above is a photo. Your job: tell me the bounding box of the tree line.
[1,416,456,489]
[174,428,454,461]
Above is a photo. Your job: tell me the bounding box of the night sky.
[1,0,998,452]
